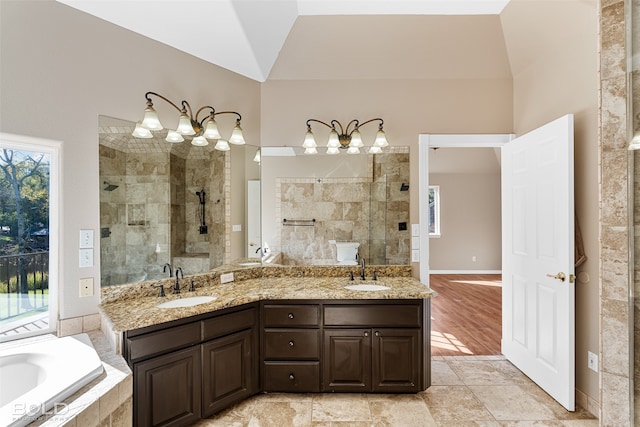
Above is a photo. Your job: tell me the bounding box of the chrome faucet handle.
[153,284,166,297]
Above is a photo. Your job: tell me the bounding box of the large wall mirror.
[98,116,260,286]
[260,147,410,266]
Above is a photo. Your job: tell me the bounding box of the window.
[0,133,59,341]
[429,185,440,237]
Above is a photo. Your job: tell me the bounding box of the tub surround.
[100,264,432,335]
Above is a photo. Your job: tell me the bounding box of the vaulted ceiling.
[55,0,513,82]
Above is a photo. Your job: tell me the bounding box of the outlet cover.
[220,272,234,283]
[587,351,598,372]
[79,277,94,297]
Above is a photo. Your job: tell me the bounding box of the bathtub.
[0,334,104,427]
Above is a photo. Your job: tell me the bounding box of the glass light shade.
[303,130,317,148]
[203,119,221,139]
[214,139,230,151]
[368,146,383,154]
[304,147,318,155]
[326,146,340,155]
[327,130,340,148]
[347,146,360,154]
[191,136,209,146]
[253,149,261,163]
[229,124,246,145]
[373,129,389,147]
[141,106,163,130]
[132,122,152,138]
[176,113,196,135]
[350,130,364,148]
[165,130,184,143]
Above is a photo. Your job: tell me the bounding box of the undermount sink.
[343,283,390,292]
[156,296,217,309]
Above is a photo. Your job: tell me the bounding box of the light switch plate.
[412,236,420,249]
[232,224,242,232]
[411,224,420,237]
[411,249,420,263]
[79,248,93,268]
[79,229,94,248]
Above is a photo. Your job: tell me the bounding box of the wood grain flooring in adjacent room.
[429,274,502,357]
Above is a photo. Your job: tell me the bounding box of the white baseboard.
[429,270,502,275]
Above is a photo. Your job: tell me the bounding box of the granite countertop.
[100,268,435,333]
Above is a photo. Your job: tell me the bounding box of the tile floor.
[194,356,598,426]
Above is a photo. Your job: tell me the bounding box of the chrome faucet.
[173,267,184,294]
[163,263,173,277]
[360,258,366,280]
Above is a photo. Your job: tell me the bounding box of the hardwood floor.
[429,274,502,356]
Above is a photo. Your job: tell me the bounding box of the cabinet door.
[372,328,421,392]
[322,329,371,392]
[202,329,256,418]
[134,346,201,427]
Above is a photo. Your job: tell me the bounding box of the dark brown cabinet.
[262,303,321,392]
[134,346,202,427]
[125,303,259,427]
[322,301,426,393]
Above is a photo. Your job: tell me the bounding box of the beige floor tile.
[436,422,502,427]
[365,393,424,402]
[247,401,312,426]
[420,385,495,421]
[448,360,531,386]
[560,421,600,426]
[469,385,556,421]
[369,398,437,426]
[522,385,596,421]
[311,393,371,422]
[431,360,464,385]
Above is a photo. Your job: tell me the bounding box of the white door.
[247,180,261,258]
[501,114,575,410]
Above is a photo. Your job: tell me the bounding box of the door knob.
[546,272,566,282]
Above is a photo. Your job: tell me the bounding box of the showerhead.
[103,181,119,191]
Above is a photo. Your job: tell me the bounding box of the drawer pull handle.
[288,313,294,319]
[289,340,295,347]
[289,373,295,380]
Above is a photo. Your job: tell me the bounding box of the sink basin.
[156,296,217,309]
[343,284,390,292]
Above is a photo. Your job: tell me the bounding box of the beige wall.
[260,78,514,279]
[429,173,502,271]
[500,0,599,405]
[0,0,261,319]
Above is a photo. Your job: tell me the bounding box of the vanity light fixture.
[132,91,246,149]
[303,118,388,155]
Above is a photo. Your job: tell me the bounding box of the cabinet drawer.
[264,329,320,360]
[126,322,201,363]
[263,304,320,327]
[202,307,256,341]
[263,361,320,392]
[324,303,422,327]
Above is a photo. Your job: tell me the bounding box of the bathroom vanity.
[100,266,434,427]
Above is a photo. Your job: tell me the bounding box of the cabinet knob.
[289,373,295,380]
[364,331,369,337]
[289,340,295,347]
[375,331,380,337]
[288,313,294,319]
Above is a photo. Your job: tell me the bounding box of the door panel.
[502,114,575,411]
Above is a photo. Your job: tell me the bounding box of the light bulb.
[327,129,340,148]
[176,113,195,135]
[141,105,163,130]
[229,123,246,145]
[165,130,184,143]
[327,147,340,155]
[304,147,318,155]
[347,146,360,154]
[132,122,152,138]
[303,129,317,148]
[203,119,221,139]
[214,139,230,151]
[192,136,209,146]
[373,129,388,147]
[350,129,363,148]
[369,146,382,154]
